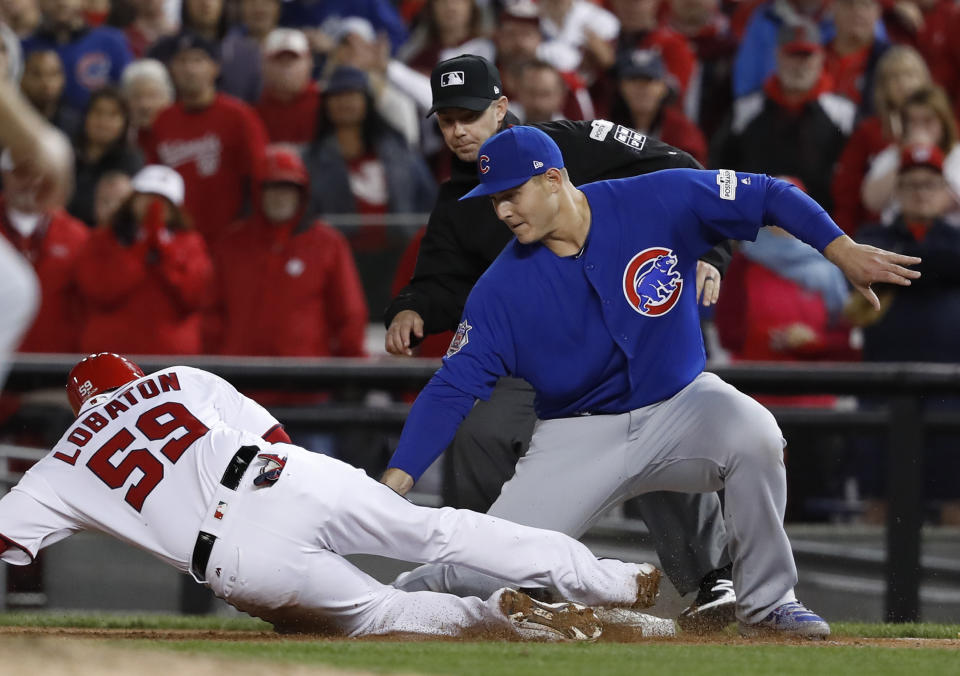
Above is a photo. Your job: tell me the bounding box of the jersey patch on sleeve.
[589,119,614,141]
[446,320,473,357]
[716,169,737,200]
[614,125,646,150]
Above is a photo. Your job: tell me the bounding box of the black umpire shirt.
[385,114,733,337]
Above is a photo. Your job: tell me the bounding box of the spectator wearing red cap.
[831,45,932,235]
[256,28,321,148]
[853,143,960,523]
[209,146,367,357]
[0,149,89,353]
[143,32,269,244]
[74,164,214,354]
[711,20,855,213]
[608,48,707,165]
[861,85,960,222]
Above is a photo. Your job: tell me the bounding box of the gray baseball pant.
[396,372,797,623]
[440,376,729,594]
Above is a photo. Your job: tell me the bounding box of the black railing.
[5,355,960,621]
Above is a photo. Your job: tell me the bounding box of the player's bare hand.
[695,261,721,307]
[824,235,921,310]
[380,467,414,495]
[385,310,424,356]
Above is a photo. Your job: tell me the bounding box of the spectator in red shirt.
[831,45,931,234]
[75,164,213,355]
[0,149,88,353]
[608,49,708,165]
[210,146,367,357]
[144,32,268,245]
[824,0,889,115]
[256,28,321,149]
[120,58,175,153]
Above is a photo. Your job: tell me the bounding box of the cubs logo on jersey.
[622,247,683,316]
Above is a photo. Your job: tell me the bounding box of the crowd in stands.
[1,0,959,515]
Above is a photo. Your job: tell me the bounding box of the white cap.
[131,165,185,206]
[334,16,375,43]
[263,28,310,57]
[0,148,14,172]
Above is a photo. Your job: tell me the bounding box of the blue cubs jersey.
[389,169,844,478]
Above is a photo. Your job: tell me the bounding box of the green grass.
[3,613,958,676]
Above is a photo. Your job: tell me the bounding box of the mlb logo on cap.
[441,71,465,87]
[460,126,565,200]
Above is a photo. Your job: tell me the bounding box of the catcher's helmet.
[66,353,145,417]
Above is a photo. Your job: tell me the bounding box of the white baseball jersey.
[0,366,279,571]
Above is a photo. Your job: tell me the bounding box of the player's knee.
[730,412,784,471]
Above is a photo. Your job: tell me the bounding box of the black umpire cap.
[426,55,503,117]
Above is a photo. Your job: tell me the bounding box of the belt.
[190,444,259,583]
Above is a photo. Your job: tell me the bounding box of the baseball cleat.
[500,589,603,642]
[631,563,662,609]
[594,607,676,637]
[738,600,830,639]
[677,567,736,633]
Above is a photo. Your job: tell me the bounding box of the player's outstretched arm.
[381,467,415,495]
[823,235,921,310]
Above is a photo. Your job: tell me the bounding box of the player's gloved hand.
[824,234,921,310]
[385,310,425,357]
[380,467,415,496]
[695,261,721,307]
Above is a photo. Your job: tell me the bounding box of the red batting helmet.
[66,353,145,417]
[263,145,309,187]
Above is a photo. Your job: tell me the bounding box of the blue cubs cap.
[460,126,565,200]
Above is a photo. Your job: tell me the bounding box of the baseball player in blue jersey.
[381,126,921,637]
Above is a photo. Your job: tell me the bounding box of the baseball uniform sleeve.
[660,170,845,256]
[0,482,77,565]
[388,285,516,480]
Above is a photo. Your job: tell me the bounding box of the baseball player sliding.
[381,127,922,638]
[0,353,665,640]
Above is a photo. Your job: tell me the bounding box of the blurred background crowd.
[1,0,959,522]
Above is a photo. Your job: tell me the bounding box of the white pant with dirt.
[395,372,798,623]
[201,443,649,636]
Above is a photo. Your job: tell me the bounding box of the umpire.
[383,55,733,630]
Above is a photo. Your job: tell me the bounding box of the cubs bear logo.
[622,247,683,316]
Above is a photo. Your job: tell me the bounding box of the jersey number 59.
[85,403,209,512]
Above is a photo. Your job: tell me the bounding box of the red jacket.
[74,227,213,354]
[830,116,886,235]
[659,105,708,167]
[0,196,89,352]
[715,253,859,407]
[144,94,268,243]
[256,82,321,146]
[210,215,368,357]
